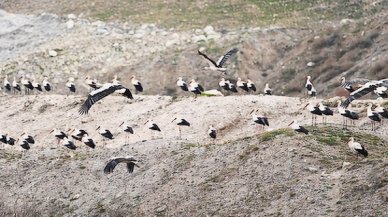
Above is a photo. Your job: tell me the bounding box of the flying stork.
[79,83,133,115]
[341,78,388,108]
[347,137,368,158]
[288,120,309,134]
[340,77,370,93]
[198,47,238,72]
[104,156,140,174]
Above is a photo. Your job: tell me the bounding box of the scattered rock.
[307,61,315,67]
[156,205,167,213]
[48,50,58,57]
[66,19,74,29]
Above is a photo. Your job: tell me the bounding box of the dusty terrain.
[0,94,387,216]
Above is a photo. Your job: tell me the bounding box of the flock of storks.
[1,47,388,173]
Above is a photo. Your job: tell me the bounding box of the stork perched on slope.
[250,109,269,132]
[104,156,139,174]
[318,102,333,124]
[42,76,52,92]
[50,128,67,144]
[304,102,322,126]
[198,47,238,73]
[131,75,143,93]
[32,76,43,93]
[119,121,134,145]
[366,103,381,131]
[21,75,33,95]
[264,83,272,95]
[237,78,249,92]
[81,134,96,149]
[288,120,309,134]
[172,117,190,138]
[188,79,204,99]
[3,75,11,92]
[96,126,114,146]
[337,100,359,129]
[347,137,368,158]
[12,76,21,94]
[177,77,189,92]
[79,83,133,115]
[66,77,76,94]
[208,125,217,140]
[247,79,256,93]
[341,78,388,108]
[375,103,388,124]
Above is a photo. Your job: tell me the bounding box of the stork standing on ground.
[250,109,269,132]
[0,134,16,147]
[81,134,96,149]
[366,103,381,131]
[119,121,134,145]
[288,120,309,134]
[62,137,77,150]
[68,128,88,146]
[304,102,322,126]
[96,126,113,147]
[375,103,388,124]
[219,78,229,92]
[21,75,33,95]
[42,76,52,92]
[104,156,139,174]
[198,47,238,73]
[32,76,43,93]
[305,76,313,96]
[264,83,272,95]
[341,78,388,108]
[12,76,21,94]
[131,75,143,94]
[188,79,204,100]
[318,102,333,124]
[247,79,256,93]
[347,137,368,158]
[308,85,317,98]
[66,77,76,94]
[171,118,190,138]
[237,78,249,93]
[79,83,133,115]
[225,80,238,93]
[208,125,217,141]
[177,77,189,92]
[337,100,359,129]
[3,75,11,92]
[50,128,67,144]
[145,119,161,139]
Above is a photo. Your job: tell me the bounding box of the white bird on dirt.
[375,103,388,124]
[177,77,189,92]
[62,137,77,150]
[68,128,88,145]
[50,128,67,144]
[79,83,133,115]
[12,76,21,94]
[32,76,43,92]
[111,74,120,84]
[247,79,256,93]
[263,83,272,95]
[208,125,217,140]
[237,78,249,92]
[337,100,359,129]
[305,76,313,92]
[288,120,309,134]
[130,75,143,93]
[42,76,52,92]
[250,109,269,132]
[104,156,140,174]
[219,78,229,92]
[198,47,238,72]
[3,75,11,92]
[119,121,134,145]
[81,134,96,149]
[96,126,114,147]
[347,137,368,158]
[66,77,76,94]
[21,75,34,95]
[303,102,322,126]
[145,119,161,139]
[318,102,333,124]
[225,80,238,93]
[366,103,381,131]
[171,118,190,138]
[189,79,204,99]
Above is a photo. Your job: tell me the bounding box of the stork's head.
[340,77,346,84]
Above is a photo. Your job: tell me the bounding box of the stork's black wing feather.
[104,159,120,174]
[126,162,139,173]
[121,88,134,99]
[341,84,376,108]
[197,84,204,92]
[79,84,124,115]
[198,50,218,67]
[216,48,238,67]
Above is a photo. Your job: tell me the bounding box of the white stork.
[42,76,52,92]
[32,76,43,93]
[208,125,217,140]
[337,100,359,129]
[119,121,134,145]
[79,83,133,115]
[237,78,249,92]
[247,79,256,93]
[250,109,269,132]
[303,102,322,126]
[189,79,204,99]
[21,75,34,95]
[263,83,272,95]
[367,103,381,131]
[68,128,88,146]
[225,80,238,93]
[198,47,238,72]
[375,103,388,124]
[81,134,96,149]
[0,133,16,147]
[131,75,143,93]
[96,126,114,147]
[3,75,11,92]
[50,128,67,144]
[347,137,368,158]
[66,77,76,94]
[177,77,189,92]
[318,102,333,124]
[104,156,139,174]
[171,117,190,138]
[305,76,313,93]
[12,76,21,94]
[62,137,77,150]
[219,78,229,92]
[308,85,317,98]
[374,86,387,98]
[85,76,100,90]
[340,77,370,93]
[288,120,309,134]
[341,78,388,108]
[145,119,161,139]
